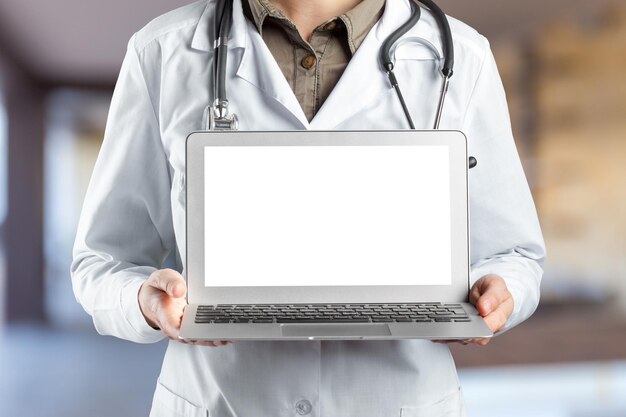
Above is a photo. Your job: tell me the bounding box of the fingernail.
[482,301,491,313]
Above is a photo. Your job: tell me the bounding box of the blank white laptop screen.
[204,145,451,287]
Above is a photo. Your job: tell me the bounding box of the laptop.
[179,130,492,341]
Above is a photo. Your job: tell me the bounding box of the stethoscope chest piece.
[207,99,239,131]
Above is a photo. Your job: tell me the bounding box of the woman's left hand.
[434,274,514,346]
[466,274,514,345]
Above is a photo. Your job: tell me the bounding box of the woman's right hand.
[138,268,233,347]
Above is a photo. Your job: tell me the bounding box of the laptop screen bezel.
[185,130,469,305]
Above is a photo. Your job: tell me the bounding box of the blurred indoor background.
[0,0,625,416]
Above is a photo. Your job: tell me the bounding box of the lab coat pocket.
[150,380,208,417]
[400,388,465,417]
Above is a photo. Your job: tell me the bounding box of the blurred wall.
[533,8,626,306]
[0,43,45,321]
[44,89,111,327]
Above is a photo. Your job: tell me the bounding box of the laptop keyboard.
[194,303,470,324]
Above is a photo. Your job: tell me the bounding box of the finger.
[184,339,233,347]
[469,275,506,307]
[476,281,510,316]
[469,282,483,306]
[469,275,494,305]
[483,301,513,333]
[432,339,469,345]
[151,269,187,298]
[477,293,498,317]
[185,340,219,346]
[468,337,491,346]
[154,295,186,338]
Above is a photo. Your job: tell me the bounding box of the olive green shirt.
[243,0,385,121]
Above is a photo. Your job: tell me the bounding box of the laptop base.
[179,303,492,341]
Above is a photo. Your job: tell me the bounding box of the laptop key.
[395,317,412,322]
[194,318,211,323]
[432,310,451,315]
[332,318,370,323]
[276,318,314,323]
[277,318,371,323]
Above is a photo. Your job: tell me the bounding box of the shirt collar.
[339,0,386,54]
[243,0,385,54]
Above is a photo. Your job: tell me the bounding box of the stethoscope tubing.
[210,0,457,136]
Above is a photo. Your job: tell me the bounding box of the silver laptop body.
[180,130,492,341]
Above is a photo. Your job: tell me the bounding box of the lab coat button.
[295,399,312,415]
[301,54,317,69]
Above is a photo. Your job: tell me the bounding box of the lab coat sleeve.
[70,34,173,344]
[463,37,546,333]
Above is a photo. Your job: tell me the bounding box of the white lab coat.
[71,0,545,416]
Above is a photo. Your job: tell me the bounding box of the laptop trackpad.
[281,324,391,337]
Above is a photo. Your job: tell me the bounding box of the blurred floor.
[461,362,626,417]
[0,324,167,417]
[2,302,626,417]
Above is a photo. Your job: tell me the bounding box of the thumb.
[151,269,187,298]
[471,275,506,316]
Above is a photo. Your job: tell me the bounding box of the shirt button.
[323,20,337,31]
[295,399,312,415]
[301,54,317,69]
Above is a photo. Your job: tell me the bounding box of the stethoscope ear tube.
[209,0,238,130]
[380,0,456,130]
[380,1,421,72]
[380,0,421,129]
[418,0,454,77]
[411,0,455,129]
[214,0,233,107]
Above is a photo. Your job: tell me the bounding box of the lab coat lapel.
[191,0,309,128]
[308,32,387,129]
[191,0,246,51]
[236,27,310,129]
[308,0,406,129]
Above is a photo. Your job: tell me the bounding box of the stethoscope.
[206,0,477,168]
